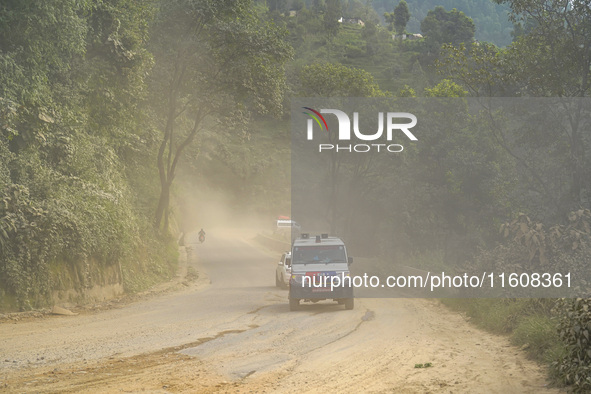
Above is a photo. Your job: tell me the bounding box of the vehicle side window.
[285,257,291,267]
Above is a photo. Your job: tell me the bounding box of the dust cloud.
[175,178,284,240]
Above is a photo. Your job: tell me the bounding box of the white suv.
[275,252,291,289]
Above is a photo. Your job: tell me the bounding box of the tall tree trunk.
[154,108,205,232]
[155,186,168,229]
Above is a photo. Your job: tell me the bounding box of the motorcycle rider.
[198,228,206,243]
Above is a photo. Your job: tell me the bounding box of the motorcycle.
[199,233,205,243]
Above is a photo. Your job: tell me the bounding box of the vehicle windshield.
[292,245,346,264]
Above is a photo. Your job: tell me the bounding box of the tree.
[150,0,292,231]
[495,0,591,98]
[362,19,378,40]
[312,0,325,12]
[324,0,342,40]
[299,63,384,97]
[383,8,394,31]
[361,19,378,55]
[438,0,591,216]
[424,79,467,97]
[497,0,591,212]
[393,0,410,36]
[436,42,508,97]
[268,0,288,13]
[299,63,384,233]
[420,6,475,47]
[292,0,305,11]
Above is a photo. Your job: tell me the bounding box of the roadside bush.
[0,140,134,309]
[552,298,591,392]
[494,211,591,282]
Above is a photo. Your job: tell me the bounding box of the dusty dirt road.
[0,231,560,393]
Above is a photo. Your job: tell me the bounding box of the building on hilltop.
[338,17,365,26]
[393,33,423,40]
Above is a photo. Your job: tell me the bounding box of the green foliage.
[444,298,554,332]
[152,0,291,116]
[468,212,591,303]
[393,0,410,35]
[361,19,377,39]
[300,62,384,96]
[496,0,591,97]
[399,85,416,97]
[436,42,511,97]
[0,0,177,310]
[373,0,513,47]
[424,79,467,97]
[0,137,139,309]
[324,0,342,39]
[278,3,428,93]
[421,6,475,47]
[0,0,88,107]
[438,38,591,217]
[512,315,562,361]
[384,0,410,35]
[268,0,289,13]
[493,1,591,214]
[383,10,394,30]
[552,298,591,391]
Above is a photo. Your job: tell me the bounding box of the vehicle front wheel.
[289,298,300,311]
[344,298,354,310]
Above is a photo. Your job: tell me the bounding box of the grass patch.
[442,298,563,365]
[512,314,564,362]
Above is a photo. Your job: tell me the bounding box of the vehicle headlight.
[290,274,303,284]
